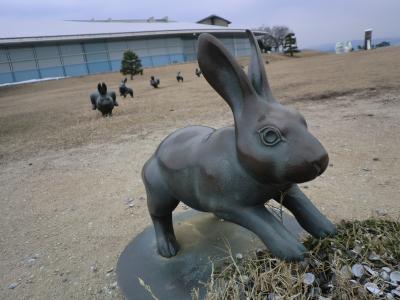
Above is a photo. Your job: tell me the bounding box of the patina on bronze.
[142,30,336,261]
[90,82,118,116]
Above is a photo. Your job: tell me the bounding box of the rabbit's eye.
[259,127,282,146]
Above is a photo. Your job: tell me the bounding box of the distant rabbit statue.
[176,71,184,82]
[150,76,160,88]
[195,68,202,77]
[142,30,336,261]
[119,78,134,98]
[90,82,118,116]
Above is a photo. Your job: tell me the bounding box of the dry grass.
[199,218,400,300]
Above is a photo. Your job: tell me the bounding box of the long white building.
[0,18,256,84]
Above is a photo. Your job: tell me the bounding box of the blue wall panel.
[141,57,153,68]
[1,35,249,84]
[40,66,64,78]
[0,72,14,84]
[14,69,40,82]
[87,61,110,74]
[169,54,184,64]
[151,55,170,66]
[110,59,121,71]
[184,54,196,62]
[64,64,88,76]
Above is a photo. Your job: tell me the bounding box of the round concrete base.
[116,210,303,300]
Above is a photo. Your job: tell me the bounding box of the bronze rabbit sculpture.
[90,82,118,116]
[142,30,336,261]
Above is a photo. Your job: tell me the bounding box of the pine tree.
[120,50,143,80]
[283,33,300,57]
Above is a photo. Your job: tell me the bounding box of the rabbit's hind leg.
[143,161,180,258]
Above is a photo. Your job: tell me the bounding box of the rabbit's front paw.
[277,242,307,261]
[157,235,180,258]
[313,221,337,239]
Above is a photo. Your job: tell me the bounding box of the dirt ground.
[0,47,399,299]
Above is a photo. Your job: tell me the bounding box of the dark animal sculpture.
[119,78,134,98]
[150,76,160,88]
[90,82,118,116]
[195,68,202,77]
[176,71,184,82]
[142,30,336,261]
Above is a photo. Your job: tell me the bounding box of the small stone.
[62,278,68,283]
[368,252,381,261]
[104,286,112,295]
[362,168,370,171]
[303,272,315,285]
[241,275,250,284]
[90,265,97,273]
[390,271,400,283]
[26,254,39,263]
[382,267,392,273]
[339,265,352,279]
[128,203,134,208]
[375,208,388,216]
[363,265,378,276]
[123,197,134,205]
[268,293,282,300]
[373,157,380,161]
[365,282,383,296]
[8,282,18,289]
[349,280,359,286]
[110,281,118,289]
[256,248,264,256]
[351,244,363,255]
[352,264,365,278]
[235,253,243,260]
[386,292,395,299]
[380,270,390,281]
[106,268,113,273]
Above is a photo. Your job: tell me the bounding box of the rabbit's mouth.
[284,165,319,183]
[312,163,321,176]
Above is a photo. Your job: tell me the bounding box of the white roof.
[0,20,249,45]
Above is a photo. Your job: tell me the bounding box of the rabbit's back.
[156,125,215,170]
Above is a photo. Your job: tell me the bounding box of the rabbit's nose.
[313,152,329,175]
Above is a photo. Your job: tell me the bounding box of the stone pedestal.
[116,210,303,300]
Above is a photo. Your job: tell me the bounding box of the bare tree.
[255,25,291,52]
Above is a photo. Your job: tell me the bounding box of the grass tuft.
[197,218,400,300]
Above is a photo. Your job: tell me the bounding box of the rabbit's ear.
[97,83,102,94]
[101,82,107,94]
[246,30,274,100]
[124,78,127,83]
[198,33,255,116]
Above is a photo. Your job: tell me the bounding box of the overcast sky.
[1,0,399,47]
